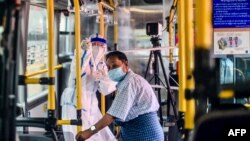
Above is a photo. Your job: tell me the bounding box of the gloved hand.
[81,38,92,51]
[92,70,105,81]
[92,62,109,81]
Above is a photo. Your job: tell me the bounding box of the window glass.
[220,58,234,85]
[235,57,250,83]
[26,5,48,98]
[220,56,250,85]
[59,13,99,56]
[59,13,75,56]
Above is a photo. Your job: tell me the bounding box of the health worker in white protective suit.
[60,34,117,141]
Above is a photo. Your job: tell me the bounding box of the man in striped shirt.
[76,51,164,141]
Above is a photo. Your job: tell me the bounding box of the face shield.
[90,34,107,63]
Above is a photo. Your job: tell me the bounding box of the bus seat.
[18,131,71,141]
[193,110,250,141]
[19,134,53,141]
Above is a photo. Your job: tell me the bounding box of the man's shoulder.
[127,71,148,84]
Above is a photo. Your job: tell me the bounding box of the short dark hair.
[106,51,128,62]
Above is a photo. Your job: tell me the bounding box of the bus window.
[58,13,99,56]
[235,57,250,82]
[26,5,48,98]
[220,58,234,85]
[59,13,75,56]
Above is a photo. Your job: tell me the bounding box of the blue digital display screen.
[213,0,250,28]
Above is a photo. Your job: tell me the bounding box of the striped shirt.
[107,70,159,122]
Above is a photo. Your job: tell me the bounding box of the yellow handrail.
[74,0,83,132]
[24,78,41,84]
[57,120,71,125]
[109,0,114,6]
[195,0,212,49]
[46,0,55,114]
[98,2,106,115]
[57,120,82,125]
[110,1,120,136]
[218,90,234,99]
[100,1,115,11]
[25,64,63,77]
[168,0,178,66]
[177,0,186,113]
[113,10,118,50]
[113,2,118,50]
[99,3,105,37]
[184,0,195,130]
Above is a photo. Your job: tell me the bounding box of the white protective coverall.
[61,34,117,141]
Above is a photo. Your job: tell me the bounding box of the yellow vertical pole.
[110,0,120,135]
[46,0,55,117]
[194,0,212,121]
[99,3,105,36]
[98,2,106,115]
[169,19,173,67]
[109,0,114,6]
[178,0,186,113]
[184,0,195,130]
[196,0,212,49]
[104,24,108,38]
[74,0,83,132]
[168,0,178,69]
[113,8,118,50]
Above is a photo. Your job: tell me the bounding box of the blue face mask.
[108,67,126,82]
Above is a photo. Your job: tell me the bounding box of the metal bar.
[195,0,212,49]
[194,0,212,121]
[111,2,120,136]
[24,78,41,84]
[109,0,114,7]
[113,6,118,50]
[120,46,178,53]
[73,0,83,132]
[100,1,114,11]
[46,0,55,114]
[25,64,63,77]
[57,120,81,125]
[98,3,105,37]
[98,2,106,115]
[177,0,186,113]
[57,120,71,125]
[218,90,234,99]
[184,0,195,130]
[168,0,177,67]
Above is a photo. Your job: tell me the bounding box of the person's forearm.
[92,113,114,133]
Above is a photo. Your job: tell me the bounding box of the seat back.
[193,110,250,141]
[19,134,53,141]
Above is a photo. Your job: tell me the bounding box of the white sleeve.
[96,61,117,95]
[98,76,117,95]
[67,49,92,87]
